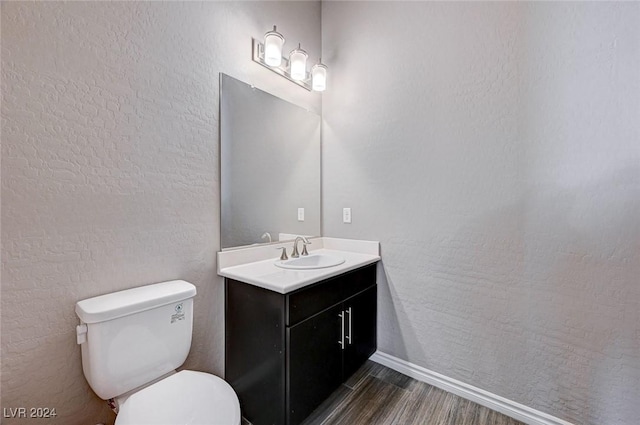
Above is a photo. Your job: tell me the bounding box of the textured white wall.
[322,2,639,425]
[1,2,320,424]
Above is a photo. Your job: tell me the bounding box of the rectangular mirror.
[220,74,321,250]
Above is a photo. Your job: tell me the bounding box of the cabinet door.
[343,286,377,380]
[287,303,344,425]
[226,280,286,425]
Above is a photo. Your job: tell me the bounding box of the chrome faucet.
[291,236,311,258]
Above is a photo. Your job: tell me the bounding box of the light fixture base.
[252,39,312,91]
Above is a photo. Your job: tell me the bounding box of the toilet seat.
[115,370,241,425]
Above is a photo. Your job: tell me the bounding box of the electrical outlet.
[343,208,352,224]
[298,208,305,221]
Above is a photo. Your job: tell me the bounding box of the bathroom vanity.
[218,238,380,425]
[219,75,380,425]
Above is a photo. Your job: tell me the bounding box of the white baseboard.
[369,351,574,425]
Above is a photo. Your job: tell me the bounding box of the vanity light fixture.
[252,26,328,92]
[311,60,328,92]
[289,44,308,81]
[263,26,284,67]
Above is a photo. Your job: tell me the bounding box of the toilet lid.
[115,370,241,425]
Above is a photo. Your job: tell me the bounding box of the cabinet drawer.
[286,264,376,326]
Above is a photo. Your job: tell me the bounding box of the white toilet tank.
[75,280,197,400]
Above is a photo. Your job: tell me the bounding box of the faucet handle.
[276,247,288,261]
[301,240,311,256]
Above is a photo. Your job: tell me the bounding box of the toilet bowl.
[75,280,240,425]
[115,371,240,425]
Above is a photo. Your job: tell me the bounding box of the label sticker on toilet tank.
[171,303,185,323]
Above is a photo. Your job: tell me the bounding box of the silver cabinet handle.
[338,311,345,350]
[346,307,352,345]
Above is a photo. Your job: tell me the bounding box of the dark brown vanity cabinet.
[225,264,377,425]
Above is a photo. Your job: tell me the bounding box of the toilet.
[75,280,241,425]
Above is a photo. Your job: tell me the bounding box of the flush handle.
[76,324,88,345]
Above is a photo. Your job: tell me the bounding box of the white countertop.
[217,238,380,294]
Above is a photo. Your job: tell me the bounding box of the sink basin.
[275,253,345,270]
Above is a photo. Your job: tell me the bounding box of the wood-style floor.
[242,361,526,425]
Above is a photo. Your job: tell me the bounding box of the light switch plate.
[343,208,352,224]
[298,208,305,221]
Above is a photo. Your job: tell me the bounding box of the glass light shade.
[264,26,284,67]
[311,63,328,92]
[289,45,308,81]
